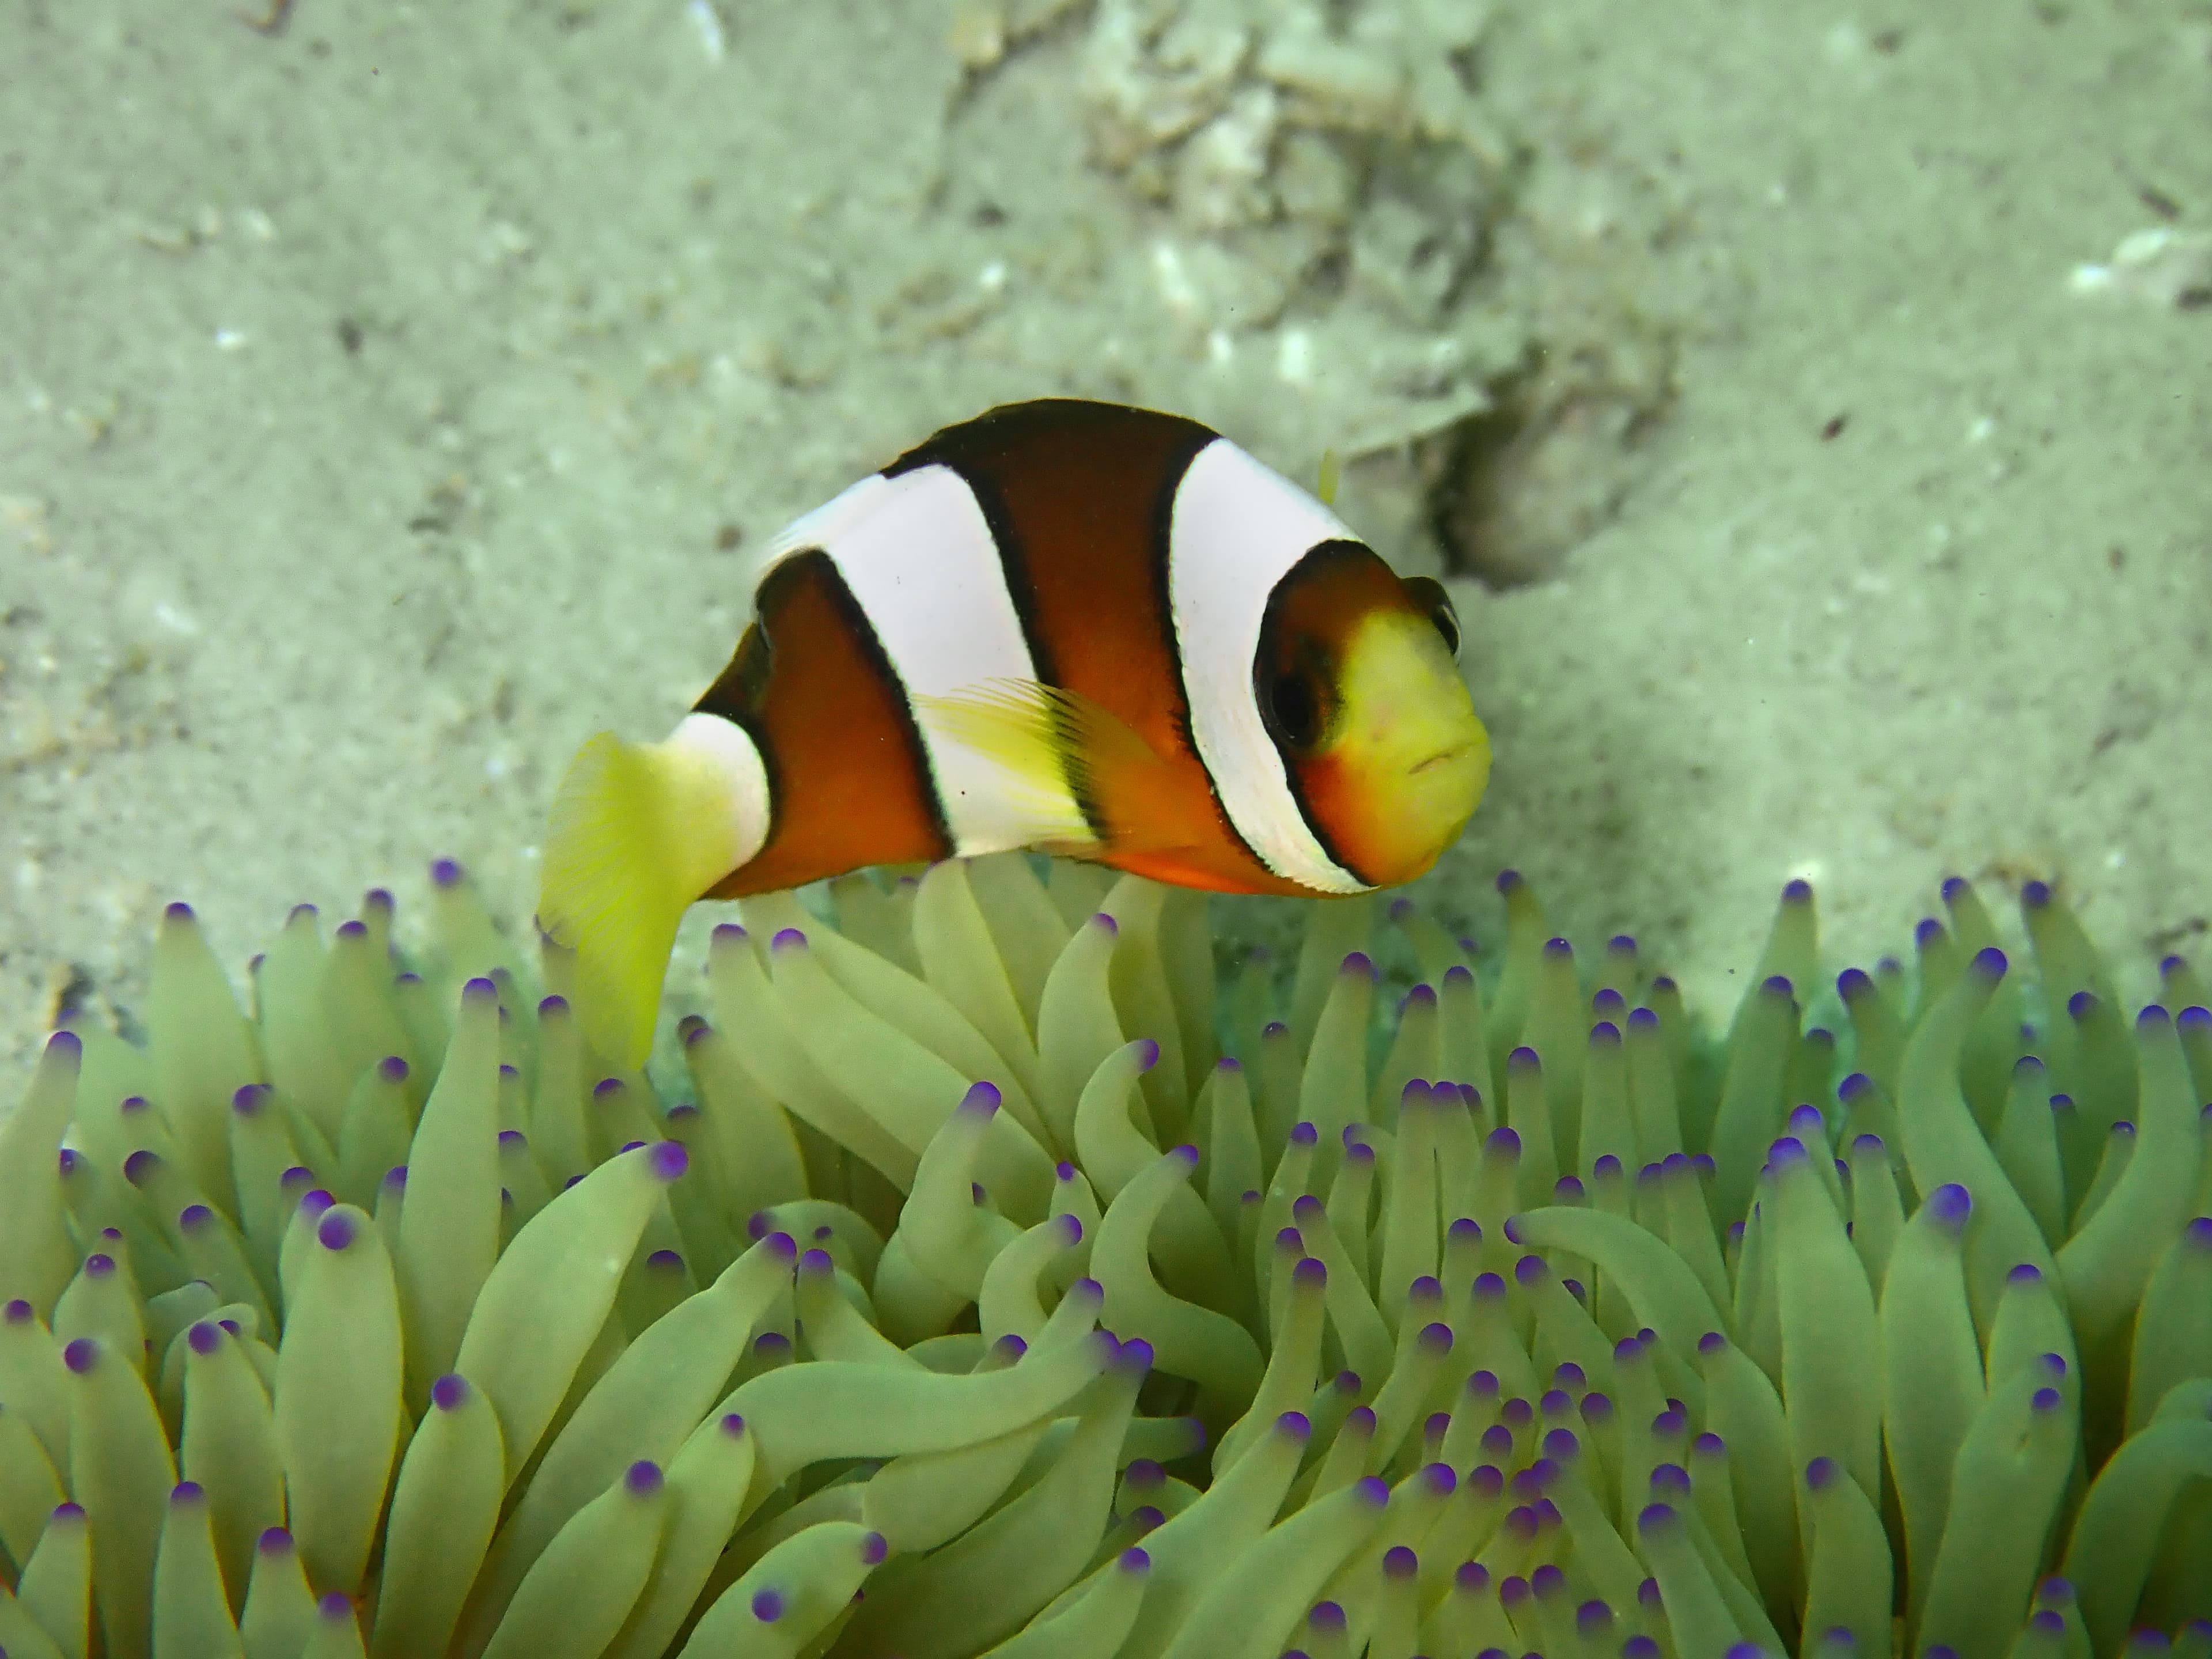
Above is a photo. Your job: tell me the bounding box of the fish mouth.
[1408,744,1475,778]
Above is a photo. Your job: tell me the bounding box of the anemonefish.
[539,397,1490,1065]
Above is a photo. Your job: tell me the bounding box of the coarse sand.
[3,0,2208,1076]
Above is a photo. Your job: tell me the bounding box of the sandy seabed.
[2,0,2209,1075]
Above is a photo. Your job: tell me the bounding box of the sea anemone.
[0,855,2206,1658]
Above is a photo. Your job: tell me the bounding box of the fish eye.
[1404,575,1460,659]
[1266,669,1323,751]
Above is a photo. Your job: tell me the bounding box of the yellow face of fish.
[1257,551,1491,889]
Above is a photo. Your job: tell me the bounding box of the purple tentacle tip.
[1636,1501,1676,1532]
[172,1479,206,1503]
[1058,1212,1084,1245]
[771,926,808,950]
[1928,1183,1973,1230]
[1762,974,1794,998]
[647,1141,689,1181]
[63,1336,98,1373]
[187,1321,221,1356]
[429,857,464,886]
[179,1203,214,1233]
[961,1080,1002,1114]
[1353,1475,1389,1504]
[1806,1456,1838,1489]
[2182,1216,2212,1249]
[431,1374,469,1411]
[462,975,497,1002]
[1507,1044,1540,1070]
[624,1460,664,1497]
[1783,877,1814,903]
[751,1588,786,1623]
[1088,910,1118,935]
[319,1590,354,1619]
[1120,1546,1150,1572]
[1340,950,1374,978]
[1972,946,2008,978]
[798,1248,834,1275]
[257,1526,293,1554]
[1382,1544,1418,1578]
[317,1211,357,1251]
[861,1530,887,1566]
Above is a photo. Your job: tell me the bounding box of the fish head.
[1257,552,1490,889]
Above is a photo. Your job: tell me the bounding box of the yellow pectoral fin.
[537,728,745,1070]
[918,679,1219,860]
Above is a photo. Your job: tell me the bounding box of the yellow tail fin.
[537,721,759,1069]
